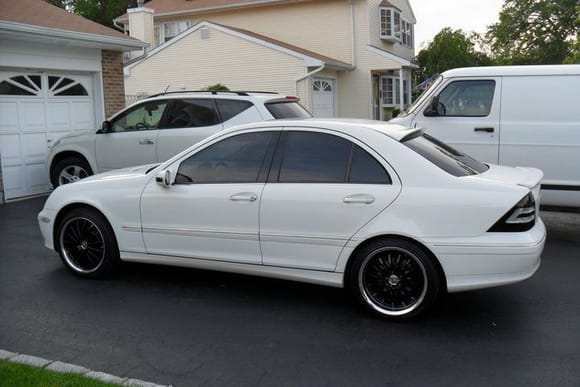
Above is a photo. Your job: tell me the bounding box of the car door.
[156,98,224,162]
[412,78,501,163]
[140,129,278,264]
[259,129,400,271]
[95,100,168,171]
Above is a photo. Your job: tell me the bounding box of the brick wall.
[101,50,126,117]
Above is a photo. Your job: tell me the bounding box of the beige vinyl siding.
[338,1,400,119]
[155,0,353,64]
[125,27,307,104]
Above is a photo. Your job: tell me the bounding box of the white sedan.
[38,119,546,319]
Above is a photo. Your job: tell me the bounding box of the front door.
[95,100,169,171]
[312,78,336,118]
[412,78,502,163]
[140,130,278,264]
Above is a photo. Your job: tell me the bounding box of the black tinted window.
[404,134,489,176]
[175,131,274,184]
[216,100,253,121]
[348,145,391,184]
[165,99,219,128]
[278,132,350,183]
[265,101,311,119]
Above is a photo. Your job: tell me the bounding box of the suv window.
[404,133,489,176]
[265,101,311,119]
[175,131,274,184]
[274,131,390,184]
[111,101,169,132]
[165,99,220,128]
[433,80,495,117]
[216,100,254,122]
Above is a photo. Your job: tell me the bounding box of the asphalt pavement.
[1,197,579,386]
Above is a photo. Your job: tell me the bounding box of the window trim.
[154,20,191,47]
[379,6,413,48]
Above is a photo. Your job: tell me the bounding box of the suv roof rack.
[147,90,280,98]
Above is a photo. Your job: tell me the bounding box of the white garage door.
[312,78,336,118]
[0,71,95,200]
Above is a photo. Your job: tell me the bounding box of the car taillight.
[488,192,536,232]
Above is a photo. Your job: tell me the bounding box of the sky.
[410,0,505,50]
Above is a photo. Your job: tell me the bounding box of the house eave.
[0,20,147,51]
[366,45,418,68]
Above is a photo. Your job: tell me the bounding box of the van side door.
[412,78,502,163]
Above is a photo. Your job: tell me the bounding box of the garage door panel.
[0,102,19,133]
[26,163,51,192]
[0,134,23,165]
[46,102,70,131]
[22,133,48,164]
[2,165,25,198]
[19,102,45,132]
[70,101,94,130]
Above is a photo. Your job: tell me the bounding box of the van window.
[432,80,495,117]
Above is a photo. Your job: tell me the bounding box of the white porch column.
[399,68,404,110]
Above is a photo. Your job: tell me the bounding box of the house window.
[154,20,191,47]
[379,6,413,48]
[381,74,412,107]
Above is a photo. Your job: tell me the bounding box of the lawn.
[0,360,119,387]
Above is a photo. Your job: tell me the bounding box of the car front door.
[140,129,278,264]
[259,130,401,271]
[95,100,168,171]
[413,78,502,163]
[156,99,224,162]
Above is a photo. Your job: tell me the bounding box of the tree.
[44,0,151,29]
[486,0,578,65]
[414,28,493,85]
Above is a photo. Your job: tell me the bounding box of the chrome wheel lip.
[58,165,89,185]
[59,217,105,274]
[358,246,428,317]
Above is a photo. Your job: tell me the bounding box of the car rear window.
[403,134,489,176]
[265,101,311,119]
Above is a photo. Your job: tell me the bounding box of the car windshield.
[265,101,312,119]
[398,75,443,117]
[403,133,489,177]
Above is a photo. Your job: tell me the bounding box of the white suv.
[48,91,311,187]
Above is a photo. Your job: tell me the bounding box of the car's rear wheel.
[57,208,119,278]
[51,156,93,187]
[348,238,441,320]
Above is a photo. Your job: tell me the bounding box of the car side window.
[216,100,254,122]
[110,101,169,132]
[164,99,220,129]
[274,131,390,184]
[433,80,495,117]
[175,131,275,184]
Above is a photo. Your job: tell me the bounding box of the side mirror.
[98,120,112,134]
[424,96,440,117]
[155,170,173,188]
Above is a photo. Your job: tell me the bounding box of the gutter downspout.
[350,0,356,67]
[295,62,326,94]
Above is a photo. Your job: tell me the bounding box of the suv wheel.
[51,156,93,187]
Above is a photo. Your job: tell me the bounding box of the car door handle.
[139,139,156,145]
[474,127,495,133]
[229,193,258,202]
[343,194,375,204]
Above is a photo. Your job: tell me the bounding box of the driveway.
[1,197,579,386]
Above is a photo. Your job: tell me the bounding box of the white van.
[391,65,580,207]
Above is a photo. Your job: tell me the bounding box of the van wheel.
[347,238,441,320]
[51,157,93,187]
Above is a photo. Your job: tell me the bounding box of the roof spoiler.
[400,127,424,142]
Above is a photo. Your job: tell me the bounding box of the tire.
[347,238,441,320]
[51,156,93,187]
[56,208,120,278]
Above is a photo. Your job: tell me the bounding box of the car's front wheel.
[348,238,441,320]
[51,156,93,187]
[56,208,120,278]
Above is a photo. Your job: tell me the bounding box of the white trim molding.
[366,45,418,68]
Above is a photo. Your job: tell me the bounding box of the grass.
[0,359,120,387]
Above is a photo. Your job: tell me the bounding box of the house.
[116,0,417,119]
[0,0,146,202]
